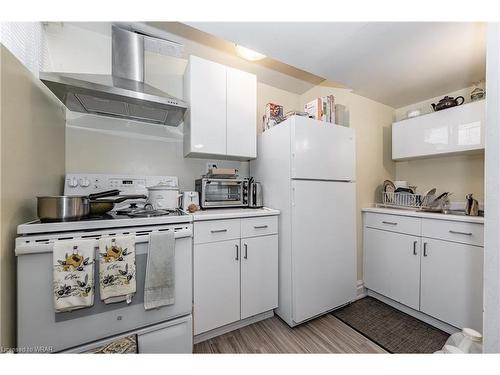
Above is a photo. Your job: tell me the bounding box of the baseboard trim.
[366,289,460,335]
[194,310,274,344]
[355,280,367,301]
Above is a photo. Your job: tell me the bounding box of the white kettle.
[147,183,182,210]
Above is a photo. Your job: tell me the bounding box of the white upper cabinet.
[184,55,257,160]
[184,56,227,156]
[392,100,485,160]
[226,67,257,159]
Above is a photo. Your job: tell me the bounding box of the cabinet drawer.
[241,216,278,238]
[422,219,484,246]
[364,213,421,236]
[137,316,193,353]
[194,219,240,244]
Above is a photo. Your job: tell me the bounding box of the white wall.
[66,115,248,191]
[0,22,48,77]
[484,22,500,353]
[0,44,66,348]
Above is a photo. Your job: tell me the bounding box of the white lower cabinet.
[363,211,484,331]
[193,216,278,336]
[240,235,278,319]
[364,228,421,310]
[420,238,483,332]
[193,239,241,335]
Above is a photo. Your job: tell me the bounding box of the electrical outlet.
[206,162,218,173]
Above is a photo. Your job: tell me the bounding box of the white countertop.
[191,207,280,221]
[362,207,484,224]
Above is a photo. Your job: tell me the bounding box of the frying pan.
[89,194,147,215]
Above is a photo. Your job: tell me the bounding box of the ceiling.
[186,22,486,108]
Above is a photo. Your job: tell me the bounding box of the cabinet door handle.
[382,221,397,225]
[244,243,248,259]
[423,242,428,257]
[235,244,239,261]
[211,229,228,233]
[449,230,473,236]
[254,225,268,229]
[413,241,418,255]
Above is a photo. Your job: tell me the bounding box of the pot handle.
[456,96,465,105]
[109,195,148,203]
[88,189,121,200]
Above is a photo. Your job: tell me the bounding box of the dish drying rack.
[380,192,443,212]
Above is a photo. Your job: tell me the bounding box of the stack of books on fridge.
[304,95,335,123]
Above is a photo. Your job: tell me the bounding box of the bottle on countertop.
[465,193,479,216]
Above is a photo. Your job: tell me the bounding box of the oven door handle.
[15,227,192,255]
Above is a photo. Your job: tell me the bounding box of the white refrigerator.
[251,115,357,327]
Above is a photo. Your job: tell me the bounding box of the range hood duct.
[40,25,187,126]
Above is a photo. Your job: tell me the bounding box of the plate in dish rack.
[382,180,396,204]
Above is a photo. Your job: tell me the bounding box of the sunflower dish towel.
[53,239,95,312]
[99,235,136,304]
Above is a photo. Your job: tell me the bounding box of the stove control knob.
[79,177,90,187]
[68,177,78,188]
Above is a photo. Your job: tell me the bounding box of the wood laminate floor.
[193,314,386,354]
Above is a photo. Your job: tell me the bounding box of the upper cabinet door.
[226,67,257,159]
[392,100,485,161]
[291,116,356,181]
[185,56,227,157]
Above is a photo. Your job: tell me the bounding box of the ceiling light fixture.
[235,44,266,61]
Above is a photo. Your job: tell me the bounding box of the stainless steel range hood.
[40,25,188,126]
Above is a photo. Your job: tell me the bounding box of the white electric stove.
[16,174,193,353]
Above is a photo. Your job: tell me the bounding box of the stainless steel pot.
[37,189,147,221]
[37,189,147,222]
[37,196,90,222]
